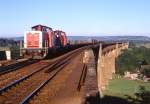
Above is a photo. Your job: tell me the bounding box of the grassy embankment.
[104,78,150,98]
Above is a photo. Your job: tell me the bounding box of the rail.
[0,59,39,76]
[77,63,87,91]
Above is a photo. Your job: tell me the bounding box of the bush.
[134,85,150,104]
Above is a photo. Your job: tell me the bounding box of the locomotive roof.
[54,30,65,33]
[32,24,52,30]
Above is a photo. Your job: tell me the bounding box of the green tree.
[116,46,150,74]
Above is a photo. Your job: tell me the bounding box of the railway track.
[0,60,14,66]
[20,60,69,104]
[0,59,39,76]
[0,61,48,89]
[0,46,86,104]
[27,51,87,104]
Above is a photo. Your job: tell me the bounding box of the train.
[21,24,67,59]
[20,24,99,59]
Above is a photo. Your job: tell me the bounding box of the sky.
[0,0,150,37]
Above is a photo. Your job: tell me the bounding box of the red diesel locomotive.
[21,24,67,59]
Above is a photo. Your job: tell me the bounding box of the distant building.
[0,47,11,60]
[124,71,138,80]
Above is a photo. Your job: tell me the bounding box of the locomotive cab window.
[46,28,50,32]
[42,27,47,31]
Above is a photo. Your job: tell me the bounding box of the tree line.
[0,38,20,59]
[116,45,150,75]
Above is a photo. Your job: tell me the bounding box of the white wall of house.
[5,51,11,60]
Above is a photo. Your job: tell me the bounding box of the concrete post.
[97,43,103,97]
[115,43,119,57]
[20,40,22,57]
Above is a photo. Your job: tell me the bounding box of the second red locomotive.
[21,24,67,59]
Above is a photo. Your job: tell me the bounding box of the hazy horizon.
[0,35,150,39]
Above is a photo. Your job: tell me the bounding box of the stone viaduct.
[96,42,129,93]
[81,42,129,103]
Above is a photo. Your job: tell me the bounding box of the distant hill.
[68,36,150,42]
[2,35,150,42]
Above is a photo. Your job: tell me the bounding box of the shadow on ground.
[85,93,150,104]
[85,95,129,104]
[101,94,150,104]
[100,95,130,104]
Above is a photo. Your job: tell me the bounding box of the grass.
[104,78,150,98]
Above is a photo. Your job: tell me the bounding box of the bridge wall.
[97,43,129,92]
